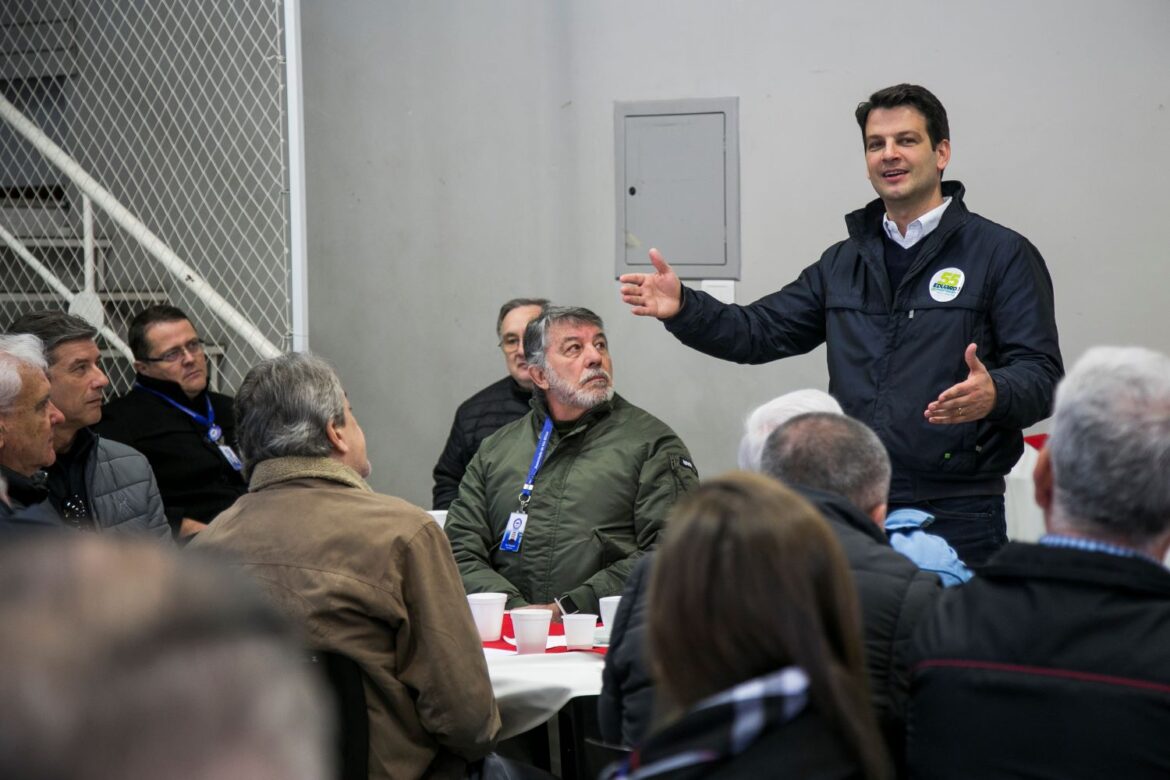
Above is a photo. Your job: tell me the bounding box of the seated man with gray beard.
[445,306,698,617]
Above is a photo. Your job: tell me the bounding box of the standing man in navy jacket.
[620,84,1061,565]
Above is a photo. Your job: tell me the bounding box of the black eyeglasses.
[141,338,205,364]
[499,335,523,352]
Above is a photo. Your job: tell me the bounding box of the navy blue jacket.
[664,181,1062,502]
[598,556,654,747]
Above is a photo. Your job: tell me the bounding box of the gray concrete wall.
[302,0,1170,508]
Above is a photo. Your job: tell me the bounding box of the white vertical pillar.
[82,194,96,292]
[284,0,310,352]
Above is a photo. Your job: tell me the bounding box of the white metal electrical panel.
[614,97,740,280]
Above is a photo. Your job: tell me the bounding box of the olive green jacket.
[445,394,698,612]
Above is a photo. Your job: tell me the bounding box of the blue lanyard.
[518,417,554,512]
[134,383,224,443]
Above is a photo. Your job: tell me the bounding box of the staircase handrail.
[0,92,282,359]
[0,223,136,361]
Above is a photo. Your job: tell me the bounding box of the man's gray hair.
[737,389,844,471]
[760,412,892,514]
[1048,346,1170,544]
[8,311,98,364]
[235,352,347,473]
[523,306,605,371]
[0,334,48,414]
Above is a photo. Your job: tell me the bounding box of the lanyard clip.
[518,482,535,513]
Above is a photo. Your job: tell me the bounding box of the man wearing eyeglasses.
[431,297,547,510]
[96,305,247,539]
[8,312,170,542]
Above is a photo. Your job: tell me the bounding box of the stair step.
[9,236,114,249]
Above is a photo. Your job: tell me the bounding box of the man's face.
[135,319,208,399]
[499,305,544,390]
[0,365,65,476]
[47,339,110,435]
[536,321,615,414]
[864,105,950,214]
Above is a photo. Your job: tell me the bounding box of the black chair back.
[306,650,369,780]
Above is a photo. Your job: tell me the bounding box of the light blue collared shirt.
[885,507,974,587]
[1038,534,1163,566]
[882,197,952,249]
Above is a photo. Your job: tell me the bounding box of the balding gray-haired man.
[193,352,499,779]
[910,346,1170,778]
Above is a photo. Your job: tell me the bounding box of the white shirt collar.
[882,197,952,249]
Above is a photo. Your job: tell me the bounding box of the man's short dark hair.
[9,310,98,365]
[495,298,549,337]
[760,412,892,515]
[127,305,191,360]
[855,83,950,149]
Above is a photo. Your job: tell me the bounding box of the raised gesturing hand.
[619,248,683,320]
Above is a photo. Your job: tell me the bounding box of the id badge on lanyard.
[499,417,553,554]
[500,511,528,552]
[218,444,244,472]
[135,383,243,472]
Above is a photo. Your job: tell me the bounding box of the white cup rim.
[512,608,553,620]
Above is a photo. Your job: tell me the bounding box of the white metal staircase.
[0,0,297,394]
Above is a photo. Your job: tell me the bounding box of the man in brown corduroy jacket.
[194,352,500,780]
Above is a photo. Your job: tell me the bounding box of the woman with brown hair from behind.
[605,472,891,780]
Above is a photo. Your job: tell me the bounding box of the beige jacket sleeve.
[396,521,501,759]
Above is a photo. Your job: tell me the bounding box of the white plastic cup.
[563,613,598,650]
[599,595,622,628]
[511,608,553,654]
[467,593,508,642]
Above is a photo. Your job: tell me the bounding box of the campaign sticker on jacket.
[928,268,966,302]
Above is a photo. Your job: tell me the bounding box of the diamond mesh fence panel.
[0,0,291,394]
